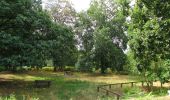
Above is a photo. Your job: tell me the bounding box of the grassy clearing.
[0,71,169,100]
[0,72,103,100]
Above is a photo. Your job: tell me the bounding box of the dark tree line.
[0,0,77,71]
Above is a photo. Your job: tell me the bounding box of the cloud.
[42,0,91,12]
[71,0,91,12]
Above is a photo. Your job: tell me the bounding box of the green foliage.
[0,66,5,72]
[75,52,94,72]
[76,0,128,73]
[0,94,39,100]
[0,0,78,72]
[128,0,170,84]
[47,23,78,71]
[124,50,138,74]
[122,87,168,100]
[94,27,126,73]
[74,11,95,72]
[0,94,16,100]
[123,87,143,97]
[0,0,52,71]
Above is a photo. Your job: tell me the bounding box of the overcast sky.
[42,0,135,12]
[42,0,91,12]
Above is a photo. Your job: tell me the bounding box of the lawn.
[0,71,169,100]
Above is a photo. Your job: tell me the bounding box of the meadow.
[0,71,170,100]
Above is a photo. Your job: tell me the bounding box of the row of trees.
[0,0,128,73]
[1,0,170,84]
[0,0,77,71]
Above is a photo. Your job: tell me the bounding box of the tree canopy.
[1,0,170,81]
[75,0,128,73]
[128,0,170,84]
[0,0,77,71]
[0,0,52,70]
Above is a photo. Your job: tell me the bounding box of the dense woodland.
[1,0,170,88]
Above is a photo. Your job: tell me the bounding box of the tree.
[76,0,128,73]
[46,0,76,27]
[74,12,95,71]
[128,0,170,86]
[94,27,126,73]
[44,0,78,71]
[0,0,52,71]
[47,23,77,71]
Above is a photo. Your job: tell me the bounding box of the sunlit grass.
[62,72,138,84]
[0,74,44,81]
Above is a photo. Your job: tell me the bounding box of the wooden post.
[120,83,123,88]
[142,81,144,87]
[131,82,134,87]
[161,83,163,88]
[97,86,100,92]
[151,81,153,87]
[109,84,111,89]
[117,95,120,100]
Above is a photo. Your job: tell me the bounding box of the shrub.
[0,94,39,100]
[0,66,5,72]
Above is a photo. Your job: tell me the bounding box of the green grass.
[120,86,170,100]
[0,72,102,100]
[0,72,169,100]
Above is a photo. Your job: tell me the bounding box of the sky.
[70,0,91,12]
[42,0,136,12]
[42,0,91,12]
[42,0,135,12]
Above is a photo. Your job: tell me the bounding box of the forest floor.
[0,71,169,100]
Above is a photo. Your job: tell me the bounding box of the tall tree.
[76,0,128,73]
[47,23,77,71]
[74,11,95,71]
[44,0,78,71]
[0,0,52,71]
[128,0,170,85]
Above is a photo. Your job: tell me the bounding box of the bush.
[0,66,5,72]
[0,94,39,100]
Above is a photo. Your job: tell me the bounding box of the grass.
[0,71,170,100]
[0,71,101,100]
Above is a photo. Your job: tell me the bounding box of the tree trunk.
[36,66,40,71]
[59,66,63,71]
[53,67,57,72]
[5,66,10,71]
[100,55,106,74]
[11,66,16,72]
[101,66,105,74]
